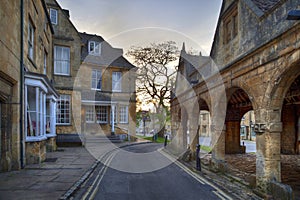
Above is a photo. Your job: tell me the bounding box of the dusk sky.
[56,0,222,56]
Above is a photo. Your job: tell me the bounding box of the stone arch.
[268,62,300,110]
[254,58,300,192]
[225,86,254,154]
[189,97,211,154]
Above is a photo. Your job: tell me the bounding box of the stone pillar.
[182,115,188,150]
[212,125,226,170]
[255,109,282,193]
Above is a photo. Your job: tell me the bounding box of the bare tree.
[126,41,179,136]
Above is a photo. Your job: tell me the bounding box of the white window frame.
[112,71,122,92]
[91,69,102,90]
[110,106,117,123]
[119,105,128,124]
[85,106,95,123]
[25,82,48,142]
[88,41,101,55]
[54,46,70,75]
[50,8,58,25]
[56,94,71,125]
[28,20,34,60]
[96,106,108,123]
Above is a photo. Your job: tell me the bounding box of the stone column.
[182,115,188,150]
[255,109,282,193]
[212,125,226,170]
[189,109,200,158]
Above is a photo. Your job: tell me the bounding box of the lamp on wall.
[287,10,300,20]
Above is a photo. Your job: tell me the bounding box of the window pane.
[112,72,122,91]
[54,46,70,75]
[50,9,57,24]
[96,106,107,123]
[119,106,128,123]
[56,94,71,124]
[91,69,101,90]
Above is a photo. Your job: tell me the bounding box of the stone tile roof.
[79,32,135,69]
[251,0,282,13]
[111,56,136,69]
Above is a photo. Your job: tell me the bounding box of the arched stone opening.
[280,74,300,197]
[258,61,300,194]
[225,87,253,154]
[240,110,256,152]
[188,98,211,157]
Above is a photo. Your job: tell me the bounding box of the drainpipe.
[20,0,24,169]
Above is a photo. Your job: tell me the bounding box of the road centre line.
[81,149,119,200]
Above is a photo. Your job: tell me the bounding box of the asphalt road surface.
[76,143,232,200]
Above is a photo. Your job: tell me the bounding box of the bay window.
[25,75,58,141]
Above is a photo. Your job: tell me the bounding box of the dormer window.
[223,4,238,44]
[88,41,101,55]
[50,8,58,25]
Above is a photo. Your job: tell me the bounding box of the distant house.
[79,32,137,137]
[45,0,83,139]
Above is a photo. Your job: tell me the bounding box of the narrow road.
[76,143,232,200]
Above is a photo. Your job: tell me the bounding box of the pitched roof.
[251,0,281,13]
[111,56,136,69]
[79,32,136,69]
[79,32,104,44]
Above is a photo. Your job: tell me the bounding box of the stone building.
[45,1,137,141]
[78,32,137,137]
[0,0,59,170]
[45,0,82,138]
[171,0,300,196]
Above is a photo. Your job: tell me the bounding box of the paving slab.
[0,147,96,200]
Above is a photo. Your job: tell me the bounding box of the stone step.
[85,135,125,143]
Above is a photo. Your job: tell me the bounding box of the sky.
[56,0,222,56]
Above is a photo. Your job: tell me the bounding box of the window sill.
[91,88,102,91]
[97,121,108,124]
[26,135,47,142]
[54,74,71,77]
[46,133,57,138]
[56,123,71,126]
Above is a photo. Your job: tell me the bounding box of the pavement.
[0,138,150,200]
[0,138,283,200]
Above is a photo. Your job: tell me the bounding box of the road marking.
[81,149,119,200]
[158,148,233,200]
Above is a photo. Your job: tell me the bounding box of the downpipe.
[19,0,24,169]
